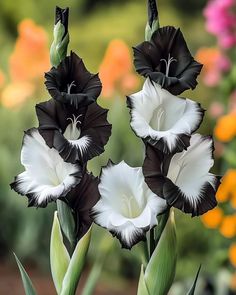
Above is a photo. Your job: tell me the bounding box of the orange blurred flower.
[0,70,5,88]
[201,206,223,229]
[216,170,236,203]
[99,39,139,98]
[1,82,35,108]
[9,19,50,83]
[229,244,236,267]
[196,47,230,87]
[214,113,236,142]
[219,215,236,238]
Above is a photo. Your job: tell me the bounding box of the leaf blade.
[187,265,201,295]
[60,227,92,295]
[50,211,70,294]
[14,253,37,295]
[145,210,177,295]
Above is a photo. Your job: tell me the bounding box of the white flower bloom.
[127,78,204,153]
[143,134,220,216]
[92,161,167,249]
[11,128,82,207]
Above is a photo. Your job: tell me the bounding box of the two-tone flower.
[10,128,82,207]
[133,26,203,95]
[45,51,102,108]
[127,78,204,154]
[92,161,167,249]
[143,134,220,216]
[36,99,112,164]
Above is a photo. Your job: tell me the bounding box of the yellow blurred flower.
[201,207,223,229]
[214,113,236,142]
[229,244,236,267]
[99,39,139,98]
[216,170,236,203]
[219,215,236,238]
[9,19,50,82]
[1,82,35,108]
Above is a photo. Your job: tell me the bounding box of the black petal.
[143,143,219,216]
[133,26,203,95]
[64,172,100,240]
[45,51,102,108]
[162,177,219,217]
[36,99,112,164]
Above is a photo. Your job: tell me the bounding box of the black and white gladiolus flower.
[133,26,203,95]
[127,78,204,154]
[36,99,112,164]
[45,51,102,108]
[143,134,220,216]
[11,128,82,207]
[92,161,167,249]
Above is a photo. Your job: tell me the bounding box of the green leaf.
[50,211,70,294]
[57,200,76,251]
[187,265,201,295]
[137,265,150,295]
[13,253,37,295]
[60,227,92,295]
[145,211,177,295]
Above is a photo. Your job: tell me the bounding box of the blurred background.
[0,0,236,294]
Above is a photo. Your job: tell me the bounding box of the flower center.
[67,81,76,94]
[149,106,166,131]
[64,114,82,140]
[160,53,177,77]
[120,193,142,218]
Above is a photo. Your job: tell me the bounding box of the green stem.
[149,227,156,258]
[155,209,170,244]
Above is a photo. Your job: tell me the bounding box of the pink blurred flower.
[204,0,236,49]
[209,102,225,118]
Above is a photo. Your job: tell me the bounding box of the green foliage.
[50,212,70,294]
[138,212,177,295]
[60,228,91,295]
[14,253,37,295]
[186,266,201,295]
[57,200,76,251]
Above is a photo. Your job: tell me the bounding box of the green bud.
[145,0,160,41]
[50,6,69,67]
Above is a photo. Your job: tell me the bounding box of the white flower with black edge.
[143,134,221,216]
[92,161,167,249]
[11,128,82,207]
[127,78,205,154]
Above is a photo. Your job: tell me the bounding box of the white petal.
[14,129,80,206]
[129,78,203,152]
[68,135,91,155]
[93,161,167,248]
[167,134,216,206]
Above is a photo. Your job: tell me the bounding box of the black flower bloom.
[10,128,82,208]
[133,26,203,95]
[36,99,112,164]
[45,51,102,108]
[64,172,100,240]
[143,134,220,216]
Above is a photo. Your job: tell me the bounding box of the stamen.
[67,81,76,94]
[66,114,82,137]
[160,53,177,77]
